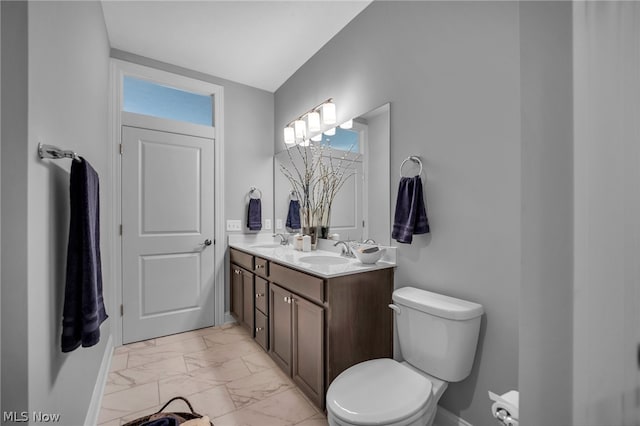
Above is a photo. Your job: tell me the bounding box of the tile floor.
[98,323,328,426]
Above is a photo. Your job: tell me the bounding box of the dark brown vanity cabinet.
[269,282,325,408]
[230,265,254,333]
[229,247,393,411]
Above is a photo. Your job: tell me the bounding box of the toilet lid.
[327,359,432,425]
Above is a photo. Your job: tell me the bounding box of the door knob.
[203,239,212,247]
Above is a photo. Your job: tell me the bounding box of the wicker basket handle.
[155,396,197,415]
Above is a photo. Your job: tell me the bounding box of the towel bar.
[399,156,422,177]
[38,143,81,162]
[249,186,262,199]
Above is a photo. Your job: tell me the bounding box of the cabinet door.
[292,296,325,408]
[269,283,292,375]
[231,265,244,323]
[242,269,254,333]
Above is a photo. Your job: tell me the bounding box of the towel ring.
[399,156,423,177]
[249,186,262,199]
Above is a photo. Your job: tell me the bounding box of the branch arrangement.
[280,141,360,230]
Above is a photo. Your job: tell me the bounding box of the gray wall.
[1,1,29,418]
[110,50,275,314]
[519,3,574,426]
[2,1,113,424]
[275,2,521,424]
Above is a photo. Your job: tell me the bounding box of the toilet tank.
[392,287,483,382]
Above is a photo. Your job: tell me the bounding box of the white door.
[122,125,215,343]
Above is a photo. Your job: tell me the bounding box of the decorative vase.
[319,205,331,239]
[301,207,319,250]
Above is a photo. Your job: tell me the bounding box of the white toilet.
[326,287,484,426]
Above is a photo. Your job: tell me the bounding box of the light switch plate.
[226,219,241,231]
[264,219,272,230]
[276,219,283,230]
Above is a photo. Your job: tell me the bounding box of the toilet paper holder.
[488,390,519,426]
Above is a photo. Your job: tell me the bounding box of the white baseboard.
[434,405,473,426]
[84,334,114,426]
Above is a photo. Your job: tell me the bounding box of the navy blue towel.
[61,158,108,352]
[392,176,430,244]
[247,198,262,231]
[286,199,301,230]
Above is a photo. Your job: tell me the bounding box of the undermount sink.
[299,255,350,265]
[250,243,284,249]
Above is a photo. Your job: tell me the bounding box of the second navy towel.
[392,176,430,244]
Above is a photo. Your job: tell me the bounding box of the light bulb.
[324,127,336,136]
[307,111,321,132]
[311,134,322,142]
[294,120,307,140]
[339,119,353,129]
[284,127,295,145]
[321,102,336,125]
[299,139,311,147]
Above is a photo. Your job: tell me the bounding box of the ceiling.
[101,1,372,92]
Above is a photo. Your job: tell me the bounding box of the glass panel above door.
[123,76,213,126]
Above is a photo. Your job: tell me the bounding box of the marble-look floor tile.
[184,385,237,419]
[203,330,251,346]
[245,389,317,424]
[115,339,156,354]
[107,356,187,392]
[184,341,262,371]
[98,382,159,423]
[241,350,277,373]
[159,373,222,401]
[118,403,163,424]
[110,352,129,371]
[295,413,329,426]
[97,418,120,426]
[213,389,317,426]
[225,367,294,408]
[186,358,253,386]
[127,337,208,367]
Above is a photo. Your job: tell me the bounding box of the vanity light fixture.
[307,111,321,132]
[299,139,311,147]
[321,101,336,125]
[284,127,295,145]
[324,127,336,136]
[294,120,307,141]
[282,98,337,145]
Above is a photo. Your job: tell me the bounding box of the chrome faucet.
[273,233,289,245]
[334,241,355,258]
[362,238,376,244]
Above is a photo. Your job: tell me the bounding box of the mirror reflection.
[274,103,390,245]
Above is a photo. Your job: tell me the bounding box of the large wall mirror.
[274,103,390,245]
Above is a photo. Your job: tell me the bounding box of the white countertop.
[228,235,396,279]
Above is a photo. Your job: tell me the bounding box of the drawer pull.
[256,293,265,298]
[256,264,265,269]
[255,327,264,332]
[233,269,241,275]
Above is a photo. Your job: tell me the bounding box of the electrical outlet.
[264,219,272,230]
[276,219,283,230]
[226,219,241,231]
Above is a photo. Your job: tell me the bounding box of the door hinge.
[120,304,124,316]
[119,143,123,155]
[119,224,123,235]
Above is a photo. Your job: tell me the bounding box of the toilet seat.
[326,359,433,425]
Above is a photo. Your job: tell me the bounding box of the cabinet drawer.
[270,263,324,304]
[254,257,269,278]
[255,276,268,315]
[255,310,268,350]
[230,248,253,271]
